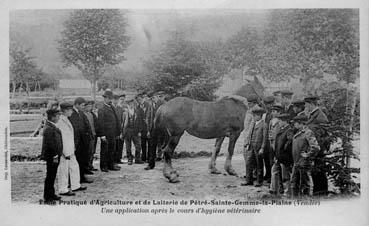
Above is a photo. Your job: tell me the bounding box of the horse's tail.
[152,110,170,150]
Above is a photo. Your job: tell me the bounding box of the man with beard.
[97,90,121,172]
[69,97,93,183]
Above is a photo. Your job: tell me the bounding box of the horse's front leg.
[209,137,225,174]
[224,132,241,176]
[163,135,182,183]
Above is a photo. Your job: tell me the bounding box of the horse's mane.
[219,95,249,108]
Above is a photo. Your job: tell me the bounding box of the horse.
[153,95,249,183]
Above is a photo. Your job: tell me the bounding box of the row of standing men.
[241,90,329,197]
[41,90,167,203]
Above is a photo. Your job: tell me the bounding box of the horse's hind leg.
[163,134,182,183]
[209,137,225,174]
[224,132,241,176]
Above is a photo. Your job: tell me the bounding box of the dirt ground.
[11,154,271,203]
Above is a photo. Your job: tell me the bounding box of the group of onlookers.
[39,87,329,203]
[241,90,329,197]
[40,89,166,204]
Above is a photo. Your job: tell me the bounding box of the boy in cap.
[242,106,266,187]
[290,114,320,197]
[57,102,87,196]
[41,109,62,204]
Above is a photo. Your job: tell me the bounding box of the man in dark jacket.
[97,90,121,172]
[152,91,166,161]
[136,92,149,162]
[304,95,329,195]
[112,94,124,164]
[41,109,63,204]
[121,97,145,165]
[261,96,275,183]
[269,113,293,196]
[84,100,98,171]
[144,92,158,170]
[69,97,93,183]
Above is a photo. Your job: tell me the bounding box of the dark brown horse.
[153,96,248,183]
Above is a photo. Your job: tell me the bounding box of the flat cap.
[280,90,294,96]
[251,106,266,115]
[273,90,282,95]
[46,108,60,116]
[304,96,319,103]
[247,95,258,103]
[271,104,284,111]
[292,100,305,106]
[275,113,291,120]
[59,102,73,110]
[263,96,275,104]
[155,91,165,96]
[292,114,309,122]
[85,100,95,105]
[74,97,86,105]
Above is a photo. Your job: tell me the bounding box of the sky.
[9,9,269,79]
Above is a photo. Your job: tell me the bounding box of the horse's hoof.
[169,173,180,183]
[210,168,222,174]
[225,168,237,176]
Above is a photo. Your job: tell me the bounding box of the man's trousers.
[245,146,264,184]
[115,137,124,163]
[44,159,59,200]
[291,163,313,197]
[100,137,116,170]
[125,129,142,162]
[57,155,80,193]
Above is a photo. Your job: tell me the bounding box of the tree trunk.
[12,81,16,99]
[92,74,96,101]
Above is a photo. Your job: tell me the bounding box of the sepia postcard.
[0,0,368,226]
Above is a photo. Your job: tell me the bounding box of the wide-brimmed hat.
[74,97,86,105]
[102,90,114,99]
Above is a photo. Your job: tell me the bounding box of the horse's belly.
[186,127,227,139]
